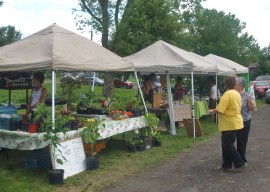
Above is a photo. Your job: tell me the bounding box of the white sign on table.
[50,137,86,179]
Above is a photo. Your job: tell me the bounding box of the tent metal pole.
[90,72,96,102]
[51,70,55,129]
[134,71,147,112]
[215,73,218,124]
[191,71,195,138]
[166,71,176,135]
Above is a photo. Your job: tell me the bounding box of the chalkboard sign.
[50,137,86,179]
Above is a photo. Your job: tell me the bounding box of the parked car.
[265,90,270,104]
[250,81,270,98]
[255,75,270,84]
[114,78,134,88]
[80,76,104,86]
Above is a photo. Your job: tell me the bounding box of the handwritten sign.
[50,137,86,179]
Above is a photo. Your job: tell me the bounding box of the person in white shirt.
[24,72,47,120]
[208,76,220,121]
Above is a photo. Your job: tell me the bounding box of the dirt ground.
[101,105,270,192]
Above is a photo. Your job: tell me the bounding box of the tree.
[180,8,261,66]
[0,25,22,47]
[73,0,204,97]
[109,0,184,56]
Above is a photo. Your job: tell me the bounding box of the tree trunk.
[102,72,114,97]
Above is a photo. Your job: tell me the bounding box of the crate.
[0,106,18,114]
[21,151,52,170]
[134,136,152,150]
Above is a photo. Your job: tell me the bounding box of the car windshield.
[256,76,270,80]
[255,81,269,86]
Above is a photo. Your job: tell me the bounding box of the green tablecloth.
[194,101,209,119]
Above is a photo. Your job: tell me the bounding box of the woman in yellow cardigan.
[209,76,246,172]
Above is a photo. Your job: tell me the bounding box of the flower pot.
[155,140,162,147]
[48,169,64,185]
[86,107,93,114]
[85,156,99,171]
[65,121,72,129]
[71,121,79,130]
[136,144,145,152]
[127,145,137,153]
[9,119,19,131]
[21,121,29,132]
[28,123,38,133]
[132,109,142,117]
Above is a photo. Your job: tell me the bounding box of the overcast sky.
[0,0,269,48]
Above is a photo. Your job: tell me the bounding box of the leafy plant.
[34,104,72,167]
[143,112,159,137]
[79,118,104,157]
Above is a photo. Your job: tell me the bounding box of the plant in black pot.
[79,118,104,171]
[126,138,137,153]
[128,97,143,117]
[34,104,72,185]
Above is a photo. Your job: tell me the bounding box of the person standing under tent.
[235,77,256,163]
[209,76,246,172]
[23,72,47,120]
[142,73,156,104]
[173,77,185,101]
[208,76,220,121]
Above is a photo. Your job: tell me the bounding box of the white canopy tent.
[0,24,134,124]
[126,40,231,136]
[205,54,248,75]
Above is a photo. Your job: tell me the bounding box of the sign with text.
[50,137,86,179]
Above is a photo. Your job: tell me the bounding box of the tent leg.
[134,72,147,113]
[51,70,56,129]
[191,71,196,138]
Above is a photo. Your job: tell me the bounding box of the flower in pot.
[79,118,104,171]
[34,104,72,185]
[135,139,145,152]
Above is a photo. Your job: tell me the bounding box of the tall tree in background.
[74,0,203,97]
[110,0,184,56]
[74,0,135,97]
[0,25,22,47]
[180,8,260,66]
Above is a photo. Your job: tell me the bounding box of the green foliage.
[110,0,184,56]
[34,104,73,167]
[60,76,81,110]
[79,119,104,157]
[0,25,22,47]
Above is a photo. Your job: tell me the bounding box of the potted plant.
[79,118,104,171]
[137,112,160,149]
[152,131,162,147]
[9,114,21,131]
[126,138,137,153]
[34,104,72,185]
[128,97,143,117]
[135,139,145,152]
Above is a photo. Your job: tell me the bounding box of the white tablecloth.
[0,116,147,150]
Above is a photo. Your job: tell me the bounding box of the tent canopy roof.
[205,54,248,74]
[0,24,134,72]
[125,40,218,74]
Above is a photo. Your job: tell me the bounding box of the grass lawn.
[0,82,267,192]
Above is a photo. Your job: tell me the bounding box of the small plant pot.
[28,123,38,133]
[48,169,64,185]
[85,156,99,171]
[127,145,137,153]
[65,121,72,129]
[136,144,145,152]
[71,121,79,130]
[155,140,162,147]
[9,119,19,131]
[86,108,93,114]
[21,121,29,132]
[132,109,142,117]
